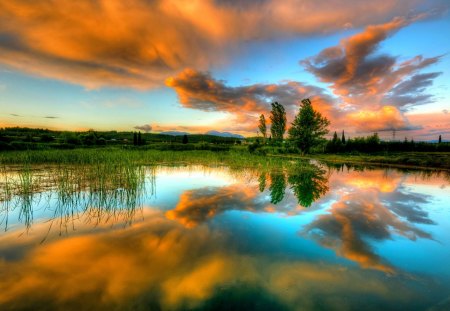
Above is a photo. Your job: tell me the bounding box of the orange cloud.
[302,16,443,134]
[0,208,421,310]
[0,0,442,89]
[344,170,402,192]
[346,105,421,132]
[166,68,341,134]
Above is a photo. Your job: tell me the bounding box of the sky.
[0,0,449,140]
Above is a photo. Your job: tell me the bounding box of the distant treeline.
[0,127,242,151]
[325,132,450,153]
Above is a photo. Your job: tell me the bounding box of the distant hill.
[159,131,189,136]
[205,130,244,139]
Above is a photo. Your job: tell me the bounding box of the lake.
[0,162,449,310]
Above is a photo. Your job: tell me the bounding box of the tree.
[439,135,442,144]
[270,102,286,142]
[182,134,188,144]
[342,130,346,144]
[133,132,138,146]
[137,132,142,145]
[288,98,330,154]
[258,114,267,141]
[332,131,339,143]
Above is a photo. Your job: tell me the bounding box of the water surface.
[0,162,449,310]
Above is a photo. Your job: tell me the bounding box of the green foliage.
[182,134,188,144]
[133,132,138,145]
[270,102,286,142]
[269,172,286,204]
[288,98,330,154]
[0,127,242,150]
[258,114,267,139]
[288,164,329,207]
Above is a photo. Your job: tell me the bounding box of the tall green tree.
[439,135,442,143]
[270,102,286,142]
[258,114,267,140]
[288,98,330,154]
[137,132,142,145]
[342,130,346,144]
[182,134,188,144]
[332,131,339,143]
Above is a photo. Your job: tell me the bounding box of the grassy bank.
[271,152,450,170]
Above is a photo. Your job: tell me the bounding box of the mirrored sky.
[0,164,449,310]
[0,0,449,140]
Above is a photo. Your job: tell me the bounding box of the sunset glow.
[0,0,449,139]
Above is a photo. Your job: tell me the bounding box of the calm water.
[0,162,449,310]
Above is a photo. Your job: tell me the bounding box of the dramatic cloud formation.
[166,68,340,131]
[304,169,435,274]
[0,208,421,310]
[163,14,445,135]
[302,16,443,132]
[0,0,444,89]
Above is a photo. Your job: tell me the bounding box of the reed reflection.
[0,164,152,234]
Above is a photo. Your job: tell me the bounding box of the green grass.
[0,147,291,169]
[271,152,450,170]
[1,148,448,233]
[2,148,449,169]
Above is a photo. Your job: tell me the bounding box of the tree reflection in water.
[269,172,286,204]
[288,163,329,207]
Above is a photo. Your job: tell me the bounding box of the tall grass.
[0,148,293,169]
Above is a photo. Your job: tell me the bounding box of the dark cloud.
[10,113,20,117]
[166,68,340,127]
[134,124,152,132]
[384,71,442,108]
[302,17,442,111]
[301,17,443,132]
[43,116,58,119]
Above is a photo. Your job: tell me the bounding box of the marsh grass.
[0,155,152,233]
[0,148,351,234]
[0,148,293,169]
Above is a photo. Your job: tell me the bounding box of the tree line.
[325,131,450,153]
[0,127,241,151]
[255,98,449,154]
